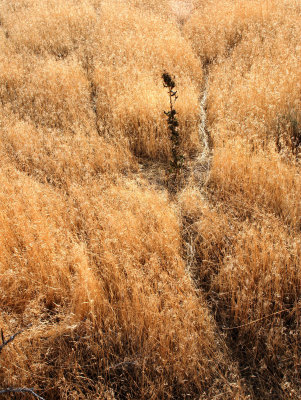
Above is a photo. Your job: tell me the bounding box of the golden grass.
[0,0,300,398]
[210,144,301,228]
[91,1,202,159]
[0,171,239,398]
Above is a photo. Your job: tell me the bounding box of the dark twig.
[0,325,45,399]
[0,328,24,354]
[0,388,45,400]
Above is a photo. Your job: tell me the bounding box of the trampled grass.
[0,0,300,399]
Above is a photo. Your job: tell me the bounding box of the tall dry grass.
[0,168,241,398]
[182,1,301,398]
[0,0,300,399]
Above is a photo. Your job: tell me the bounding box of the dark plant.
[162,72,184,177]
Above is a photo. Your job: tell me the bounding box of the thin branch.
[0,325,45,399]
[0,387,45,400]
[0,324,32,354]
[0,329,23,354]
[222,306,297,330]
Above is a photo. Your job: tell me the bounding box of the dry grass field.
[0,0,300,399]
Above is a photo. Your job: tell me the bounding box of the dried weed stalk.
[162,72,184,187]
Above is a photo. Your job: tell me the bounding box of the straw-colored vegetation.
[0,0,300,399]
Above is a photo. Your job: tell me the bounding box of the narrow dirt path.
[188,65,213,189]
[169,0,214,191]
[182,65,213,284]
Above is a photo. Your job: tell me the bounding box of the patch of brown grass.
[0,0,300,398]
[0,172,239,398]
